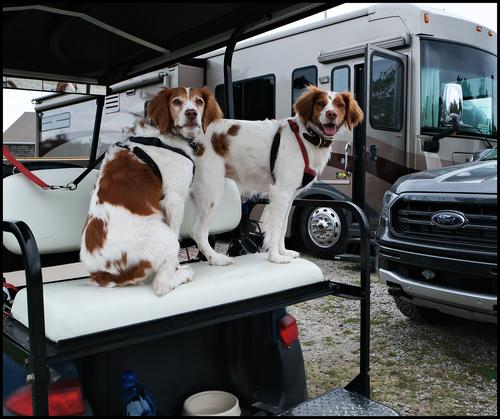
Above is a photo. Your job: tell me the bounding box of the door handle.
[344,143,351,174]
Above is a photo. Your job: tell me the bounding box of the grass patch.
[323,336,333,344]
[342,316,359,325]
[304,360,358,398]
[472,365,496,381]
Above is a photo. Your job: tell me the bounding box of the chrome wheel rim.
[307,207,342,248]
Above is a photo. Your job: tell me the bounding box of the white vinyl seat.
[4,168,325,342]
[11,253,324,342]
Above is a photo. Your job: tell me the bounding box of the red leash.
[2,146,50,189]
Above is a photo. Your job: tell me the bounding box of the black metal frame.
[3,199,371,416]
[224,24,252,119]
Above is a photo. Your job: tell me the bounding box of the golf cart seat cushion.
[3,168,241,255]
[11,252,325,342]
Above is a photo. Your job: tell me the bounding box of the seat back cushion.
[3,168,241,255]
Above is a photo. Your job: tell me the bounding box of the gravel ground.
[287,254,498,416]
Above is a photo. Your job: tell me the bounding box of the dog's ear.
[147,88,173,135]
[293,85,324,125]
[339,91,364,131]
[200,87,223,132]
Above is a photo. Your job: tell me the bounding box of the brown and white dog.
[80,87,222,295]
[191,85,364,265]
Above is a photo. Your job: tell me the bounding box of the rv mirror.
[421,137,440,153]
[3,76,107,95]
[440,82,463,129]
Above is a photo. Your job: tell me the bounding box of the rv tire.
[298,206,347,259]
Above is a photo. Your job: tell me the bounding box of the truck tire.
[298,206,348,259]
[393,296,452,324]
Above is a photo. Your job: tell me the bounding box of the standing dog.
[80,87,222,295]
[191,85,363,265]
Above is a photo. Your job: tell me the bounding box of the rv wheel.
[298,206,347,259]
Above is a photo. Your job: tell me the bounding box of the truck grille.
[391,198,497,250]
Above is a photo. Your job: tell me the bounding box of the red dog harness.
[269,119,319,189]
[287,119,317,188]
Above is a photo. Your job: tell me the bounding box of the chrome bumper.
[378,268,497,320]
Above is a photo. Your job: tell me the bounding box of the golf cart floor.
[286,389,399,416]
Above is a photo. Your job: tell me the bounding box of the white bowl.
[183,390,241,416]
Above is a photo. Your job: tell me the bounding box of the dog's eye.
[172,99,182,106]
[337,102,345,108]
[195,99,204,106]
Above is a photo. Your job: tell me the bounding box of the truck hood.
[393,160,497,194]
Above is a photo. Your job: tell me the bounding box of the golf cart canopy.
[3,3,332,92]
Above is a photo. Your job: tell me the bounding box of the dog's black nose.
[185,109,198,120]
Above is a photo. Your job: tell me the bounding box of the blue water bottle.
[121,370,157,416]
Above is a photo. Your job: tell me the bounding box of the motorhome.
[30,3,497,258]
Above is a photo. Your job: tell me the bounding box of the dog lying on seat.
[80,87,222,295]
[191,85,363,265]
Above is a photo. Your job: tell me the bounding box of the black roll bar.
[88,96,105,166]
[3,220,50,416]
[223,24,251,119]
[293,199,371,397]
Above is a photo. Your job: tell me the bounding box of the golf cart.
[3,3,397,416]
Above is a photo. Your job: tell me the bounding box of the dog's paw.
[281,249,300,259]
[176,266,194,283]
[267,253,293,264]
[153,280,173,297]
[207,254,233,266]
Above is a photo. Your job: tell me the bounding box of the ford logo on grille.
[431,211,467,229]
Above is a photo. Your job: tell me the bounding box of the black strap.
[269,128,281,184]
[301,172,316,189]
[302,129,333,148]
[128,136,196,170]
[131,146,163,182]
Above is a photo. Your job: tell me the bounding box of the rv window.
[292,66,318,112]
[41,112,71,132]
[215,74,275,120]
[331,66,350,92]
[39,100,98,158]
[420,39,497,138]
[369,53,404,131]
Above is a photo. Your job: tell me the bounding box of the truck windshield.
[420,39,497,139]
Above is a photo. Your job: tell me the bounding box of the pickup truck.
[376,147,497,324]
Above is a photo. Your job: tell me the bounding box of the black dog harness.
[270,120,334,189]
[118,136,196,183]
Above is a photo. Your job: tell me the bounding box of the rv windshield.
[420,39,497,139]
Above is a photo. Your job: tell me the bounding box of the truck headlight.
[380,190,398,222]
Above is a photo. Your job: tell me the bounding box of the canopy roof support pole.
[88,96,105,166]
[223,24,251,119]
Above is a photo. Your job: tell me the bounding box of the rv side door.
[363,45,408,226]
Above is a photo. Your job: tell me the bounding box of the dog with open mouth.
[190,85,364,265]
